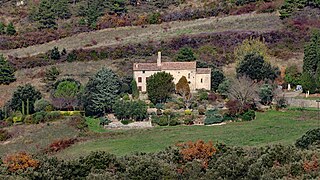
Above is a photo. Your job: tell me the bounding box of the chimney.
[157,51,161,67]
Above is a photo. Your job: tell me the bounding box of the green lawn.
[56,110,319,159]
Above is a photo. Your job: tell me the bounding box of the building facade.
[133,52,211,92]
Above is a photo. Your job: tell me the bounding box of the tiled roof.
[196,68,212,74]
[133,62,196,71]
[133,63,160,71]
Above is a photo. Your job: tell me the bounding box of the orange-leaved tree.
[176,140,216,168]
[176,76,191,105]
[3,152,39,172]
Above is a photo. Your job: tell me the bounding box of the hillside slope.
[0,13,283,58]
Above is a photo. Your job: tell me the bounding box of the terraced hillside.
[0,13,283,58]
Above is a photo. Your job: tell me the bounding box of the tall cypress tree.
[303,30,320,76]
[302,30,320,92]
[0,54,16,85]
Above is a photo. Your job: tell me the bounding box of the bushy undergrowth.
[0,142,319,179]
[296,128,320,149]
[9,30,305,70]
[0,0,279,51]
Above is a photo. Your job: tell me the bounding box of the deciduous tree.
[176,76,190,100]
[234,37,269,64]
[227,76,258,114]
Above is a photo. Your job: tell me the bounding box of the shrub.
[121,119,133,125]
[240,110,255,121]
[50,46,61,60]
[3,152,39,172]
[199,91,208,101]
[198,105,206,115]
[12,111,24,123]
[185,109,192,115]
[99,117,110,126]
[177,140,216,168]
[208,93,218,102]
[34,98,51,112]
[184,117,194,125]
[44,66,60,82]
[276,96,287,109]
[45,111,61,121]
[152,116,169,126]
[169,119,179,126]
[45,138,78,153]
[113,100,148,121]
[24,115,35,124]
[0,129,10,141]
[67,50,77,62]
[259,84,273,105]
[68,116,88,132]
[204,109,223,125]
[33,111,47,123]
[60,111,81,116]
[296,128,320,149]
[148,12,161,24]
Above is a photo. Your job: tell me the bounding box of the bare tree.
[227,76,259,113]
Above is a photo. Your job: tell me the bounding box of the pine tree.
[175,47,196,62]
[52,0,71,19]
[82,68,121,116]
[0,54,16,85]
[6,22,16,35]
[0,22,5,35]
[36,0,57,29]
[303,30,320,76]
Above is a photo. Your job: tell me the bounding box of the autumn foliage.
[177,140,216,168]
[303,155,319,173]
[3,152,39,172]
[44,138,78,154]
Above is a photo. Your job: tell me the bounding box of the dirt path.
[0,13,282,58]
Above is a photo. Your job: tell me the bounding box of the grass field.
[56,110,319,159]
[0,119,80,157]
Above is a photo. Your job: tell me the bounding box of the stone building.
[133,52,211,92]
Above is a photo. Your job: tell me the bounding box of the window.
[138,86,142,91]
[146,77,149,82]
[142,71,145,73]
[188,73,190,79]
[201,78,203,83]
[138,77,142,83]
